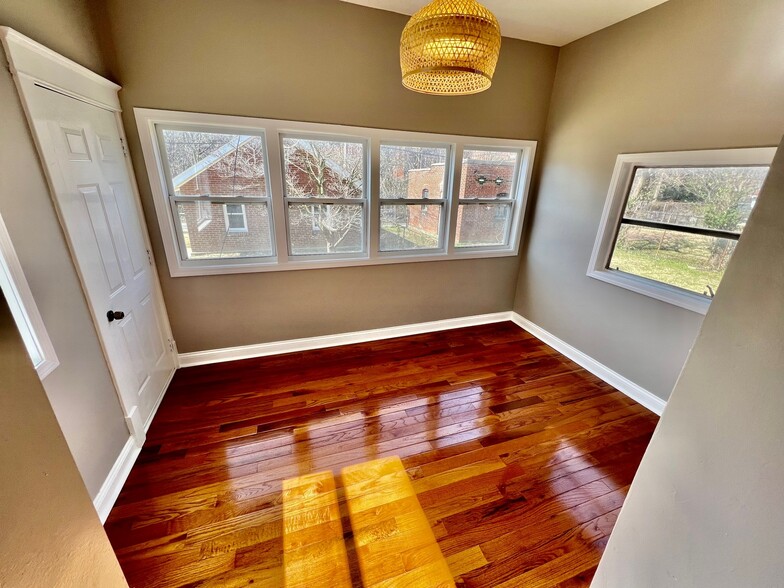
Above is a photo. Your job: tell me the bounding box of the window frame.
[588,147,775,314]
[281,131,370,261]
[135,108,536,277]
[154,122,276,265]
[0,211,59,379]
[378,139,452,255]
[455,145,523,251]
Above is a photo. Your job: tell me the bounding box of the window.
[379,143,449,252]
[589,148,775,314]
[196,200,212,230]
[0,212,58,379]
[137,109,536,276]
[156,127,274,262]
[282,135,367,257]
[455,148,520,248]
[223,203,248,232]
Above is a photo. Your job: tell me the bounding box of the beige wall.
[594,137,784,586]
[514,0,784,401]
[102,0,560,353]
[0,293,127,587]
[0,0,130,498]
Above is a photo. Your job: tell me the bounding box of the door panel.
[111,183,148,276]
[79,184,125,293]
[140,294,166,364]
[24,84,176,438]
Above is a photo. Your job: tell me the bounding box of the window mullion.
[369,136,381,260]
[265,127,289,263]
[446,145,463,255]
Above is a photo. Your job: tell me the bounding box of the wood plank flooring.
[104,322,659,587]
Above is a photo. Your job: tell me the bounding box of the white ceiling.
[340,0,671,46]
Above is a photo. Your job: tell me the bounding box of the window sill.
[168,247,519,277]
[587,268,710,315]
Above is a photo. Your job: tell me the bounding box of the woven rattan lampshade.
[400,0,501,95]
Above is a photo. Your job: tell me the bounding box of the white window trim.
[0,210,59,379]
[588,147,776,314]
[135,108,536,277]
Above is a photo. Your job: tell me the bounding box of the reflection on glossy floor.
[105,322,659,587]
[343,456,454,587]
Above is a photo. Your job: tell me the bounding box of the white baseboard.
[94,367,175,523]
[178,311,666,415]
[178,312,514,367]
[93,436,141,523]
[510,313,666,415]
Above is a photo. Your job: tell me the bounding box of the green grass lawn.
[610,246,724,296]
[383,224,439,248]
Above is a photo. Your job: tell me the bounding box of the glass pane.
[160,129,267,197]
[609,224,737,296]
[455,203,512,247]
[176,202,272,259]
[282,137,365,199]
[288,204,363,255]
[623,166,768,233]
[459,149,519,199]
[380,204,442,251]
[379,144,448,200]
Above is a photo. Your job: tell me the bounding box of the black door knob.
[107,310,125,323]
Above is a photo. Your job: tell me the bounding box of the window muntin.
[157,126,275,261]
[609,165,768,297]
[456,148,521,248]
[282,135,367,257]
[379,143,449,252]
[138,109,536,276]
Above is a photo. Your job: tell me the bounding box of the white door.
[24,84,176,441]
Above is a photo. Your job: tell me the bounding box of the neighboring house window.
[137,109,535,276]
[379,143,448,252]
[0,212,59,379]
[421,188,430,214]
[196,200,212,230]
[282,135,367,257]
[223,203,248,232]
[588,148,774,314]
[455,148,521,248]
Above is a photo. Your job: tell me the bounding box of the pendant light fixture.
[400,0,501,96]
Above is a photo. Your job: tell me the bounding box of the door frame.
[0,27,178,445]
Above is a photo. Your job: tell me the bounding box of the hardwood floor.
[105,322,659,587]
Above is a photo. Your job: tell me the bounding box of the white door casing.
[1,28,176,445]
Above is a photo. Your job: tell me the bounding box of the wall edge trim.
[93,436,141,524]
[510,312,666,415]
